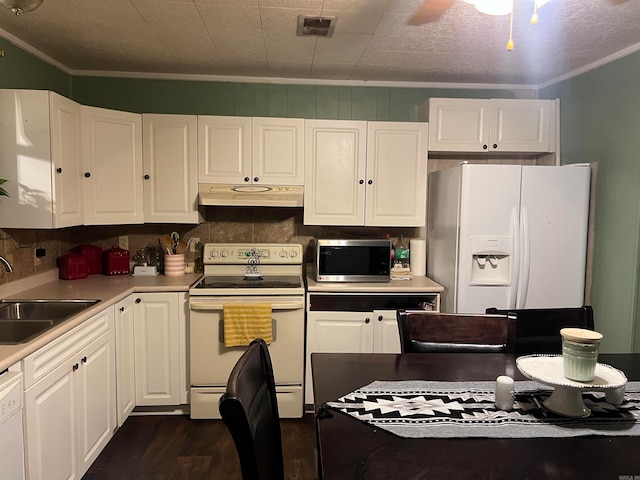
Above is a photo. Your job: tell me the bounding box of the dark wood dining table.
[311,352,640,480]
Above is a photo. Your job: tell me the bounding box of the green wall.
[70,76,513,120]
[0,38,70,94]
[541,51,640,353]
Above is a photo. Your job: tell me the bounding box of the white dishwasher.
[0,370,25,480]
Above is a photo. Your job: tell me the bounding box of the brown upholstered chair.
[485,306,595,354]
[396,310,516,353]
[219,338,284,480]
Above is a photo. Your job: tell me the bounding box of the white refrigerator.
[427,164,591,313]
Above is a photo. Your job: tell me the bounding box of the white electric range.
[188,243,305,419]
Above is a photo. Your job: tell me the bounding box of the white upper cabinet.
[304,120,367,225]
[365,122,428,226]
[304,120,428,226]
[251,117,305,184]
[81,105,144,224]
[198,116,304,185]
[143,114,202,223]
[0,90,84,228]
[425,98,555,153]
[198,115,251,184]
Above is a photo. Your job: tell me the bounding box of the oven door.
[189,295,305,419]
[189,295,305,386]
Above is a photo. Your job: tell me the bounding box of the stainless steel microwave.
[316,239,392,282]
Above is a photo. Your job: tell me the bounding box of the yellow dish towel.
[223,303,273,347]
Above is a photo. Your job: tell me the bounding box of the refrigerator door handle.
[510,207,519,309]
[516,207,531,308]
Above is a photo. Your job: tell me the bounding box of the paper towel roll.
[410,239,426,276]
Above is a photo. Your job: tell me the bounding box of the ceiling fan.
[407,0,456,25]
[408,0,552,25]
[407,0,544,50]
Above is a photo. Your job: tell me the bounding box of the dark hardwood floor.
[83,413,318,480]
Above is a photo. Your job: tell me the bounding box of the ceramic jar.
[561,328,603,382]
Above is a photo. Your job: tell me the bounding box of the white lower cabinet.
[305,291,441,404]
[23,308,116,480]
[305,309,400,404]
[115,296,135,425]
[133,292,187,406]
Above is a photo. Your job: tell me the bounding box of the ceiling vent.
[297,15,337,38]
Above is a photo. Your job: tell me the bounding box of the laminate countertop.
[0,272,202,371]
[306,269,444,293]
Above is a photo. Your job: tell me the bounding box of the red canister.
[58,253,88,280]
[70,244,103,275]
[103,246,130,275]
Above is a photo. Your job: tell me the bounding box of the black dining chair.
[485,305,595,354]
[219,338,284,480]
[396,310,516,353]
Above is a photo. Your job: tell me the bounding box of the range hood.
[198,184,304,207]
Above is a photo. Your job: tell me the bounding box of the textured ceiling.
[1,0,640,87]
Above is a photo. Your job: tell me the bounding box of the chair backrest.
[219,338,284,480]
[485,306,594,354]
[396,310,516,353]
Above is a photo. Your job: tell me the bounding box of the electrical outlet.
[190,237,200,252]
[119,235,129,251]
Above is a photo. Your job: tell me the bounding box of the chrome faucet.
[0,256,13,273]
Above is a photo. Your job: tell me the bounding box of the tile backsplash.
[0,207,417,285]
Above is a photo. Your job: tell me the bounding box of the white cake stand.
[516,355,628,418]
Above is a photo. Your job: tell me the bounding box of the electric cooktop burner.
[194,275,303,289]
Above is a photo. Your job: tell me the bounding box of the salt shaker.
[495,375,514,411]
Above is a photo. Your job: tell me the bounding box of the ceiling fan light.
[475,0,512,16]
[531,12,539,24]
[0,0,44,15]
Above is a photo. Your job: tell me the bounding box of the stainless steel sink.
[0,320,55,344]
[0,299,100,344]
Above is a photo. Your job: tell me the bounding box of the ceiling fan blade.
[407,0,455,25]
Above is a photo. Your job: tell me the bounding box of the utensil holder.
[164,254,185,277]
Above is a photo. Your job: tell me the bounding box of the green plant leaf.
[0,178,10,197]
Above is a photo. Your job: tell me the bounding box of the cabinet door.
[252,117,305,185]
[114,296,135,426]
[372,310,401,353]
[303,120,367,225]
[81,105,143,225]
[24,358,78,480]
[143,114,201,223]
[365,122,428,226]
[50,92,84,228]
[0,89,56,228]
[76,330,116,476]
[428,98,489,152]
[305,311,374,403]
[491,99,552,152]
[133,293,181,405]
[198,116,251,184]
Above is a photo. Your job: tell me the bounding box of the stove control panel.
[203,243,303,265]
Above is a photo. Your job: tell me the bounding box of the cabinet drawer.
[191,386,302,419]
[23,308,114,389]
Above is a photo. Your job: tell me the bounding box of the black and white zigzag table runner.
[324,380,640,438]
